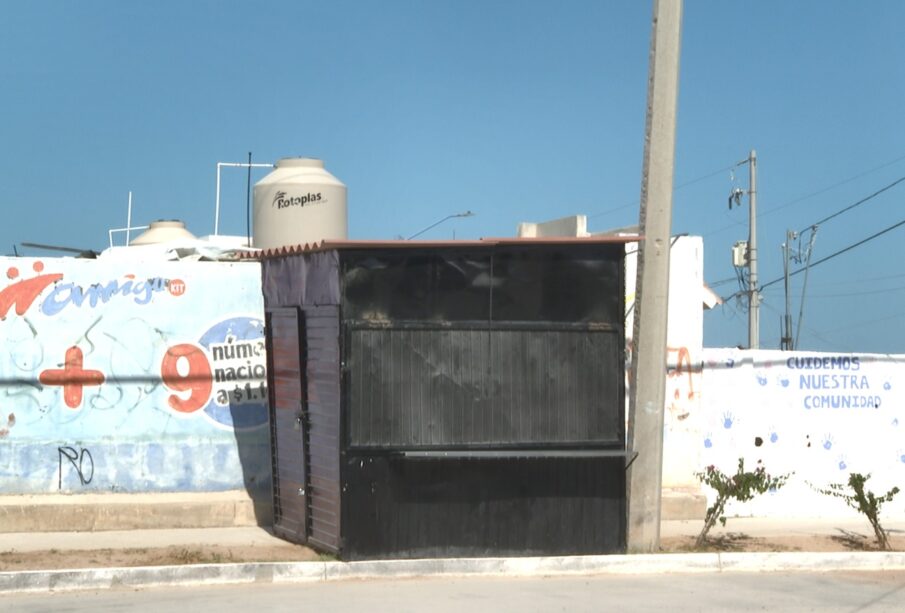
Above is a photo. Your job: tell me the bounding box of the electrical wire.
[770,155,905,219]
[822,309,905,334]
[703,152,905,238]
[799,174,905,234]
[709,169,905,288]
[806,285,905,299]
[706,158,905,292]
[717,215,905,301]
[708,275,738,288]
[588,164,734,220]
[761,216,905,292]
[803,270,905,288]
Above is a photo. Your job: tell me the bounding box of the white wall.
[626,236,706,490]
[698,348,905,517]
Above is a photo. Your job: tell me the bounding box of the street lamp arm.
[406,211,475,240]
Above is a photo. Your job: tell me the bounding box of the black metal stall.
[261,239,630,560]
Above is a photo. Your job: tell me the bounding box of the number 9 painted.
[160,344,213,413]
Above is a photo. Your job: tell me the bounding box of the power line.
[761,216,905,291]
[703,152,905,238]
[799,174,905,234]
[708,276,737,288]
[720,174,905,349]
[708,174,905,292]
[793,270,905,288]
[707,231,905,298]
[588,164,733,220]
[750,282,905,300]
[804,285,905,299]
[821,309,905,335]
[771,153,905,218]
[717,215,905,301]
[674,165,736,190]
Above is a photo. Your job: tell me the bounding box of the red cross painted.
[39,346,106,409]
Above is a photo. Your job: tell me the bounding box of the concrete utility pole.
[747,150,759,349]
[781,229,794,350]
[626,0,683,553]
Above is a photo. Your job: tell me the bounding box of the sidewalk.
[2,518,905,595]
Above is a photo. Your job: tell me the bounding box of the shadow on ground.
[662,532,800,553]
[830,528,884,551]
[697,532,755,552]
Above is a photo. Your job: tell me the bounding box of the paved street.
[3,571,905,612]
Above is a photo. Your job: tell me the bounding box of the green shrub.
[813,473,899,551]
[695,458,790,548]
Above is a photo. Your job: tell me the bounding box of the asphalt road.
[3,571,905,612]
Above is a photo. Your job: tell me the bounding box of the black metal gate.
[265,307,308,544]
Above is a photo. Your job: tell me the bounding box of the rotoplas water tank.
[252,158,347,250]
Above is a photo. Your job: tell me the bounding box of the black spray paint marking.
[58,446,94,489]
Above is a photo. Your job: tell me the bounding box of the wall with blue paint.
[699,348,905,517]
[0,257,269,495]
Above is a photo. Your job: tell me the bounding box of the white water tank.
[252,157,347,250]
[130,220,197,246]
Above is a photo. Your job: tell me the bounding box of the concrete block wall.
[0,257,272,528]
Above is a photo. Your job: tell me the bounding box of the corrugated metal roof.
[241,235,639,259]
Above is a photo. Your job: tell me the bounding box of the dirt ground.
[660,531,905,553]
[0,543,322,572]
[1,532,902,572]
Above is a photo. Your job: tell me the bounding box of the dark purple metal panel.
[266,308,308,544]
[302,304,342,553]
[262,251,341,308]
[261,252,343,554]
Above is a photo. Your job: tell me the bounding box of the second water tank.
[253,157,347,250]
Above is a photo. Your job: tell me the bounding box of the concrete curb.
[3,552,905,595]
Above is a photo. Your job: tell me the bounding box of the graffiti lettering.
[667,346,696,398]
[666,346,699,421]
[786,356,861,371]
[0,262,63,319]
[58,446,94,489]
[799,374,870,390]
[41,275,176,316]
[804,395,881,409]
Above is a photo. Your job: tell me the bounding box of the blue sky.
[3,1,905,353]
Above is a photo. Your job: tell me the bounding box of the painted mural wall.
[0,257,269,495]
[699,348,905,517]
[626,236,705,489]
